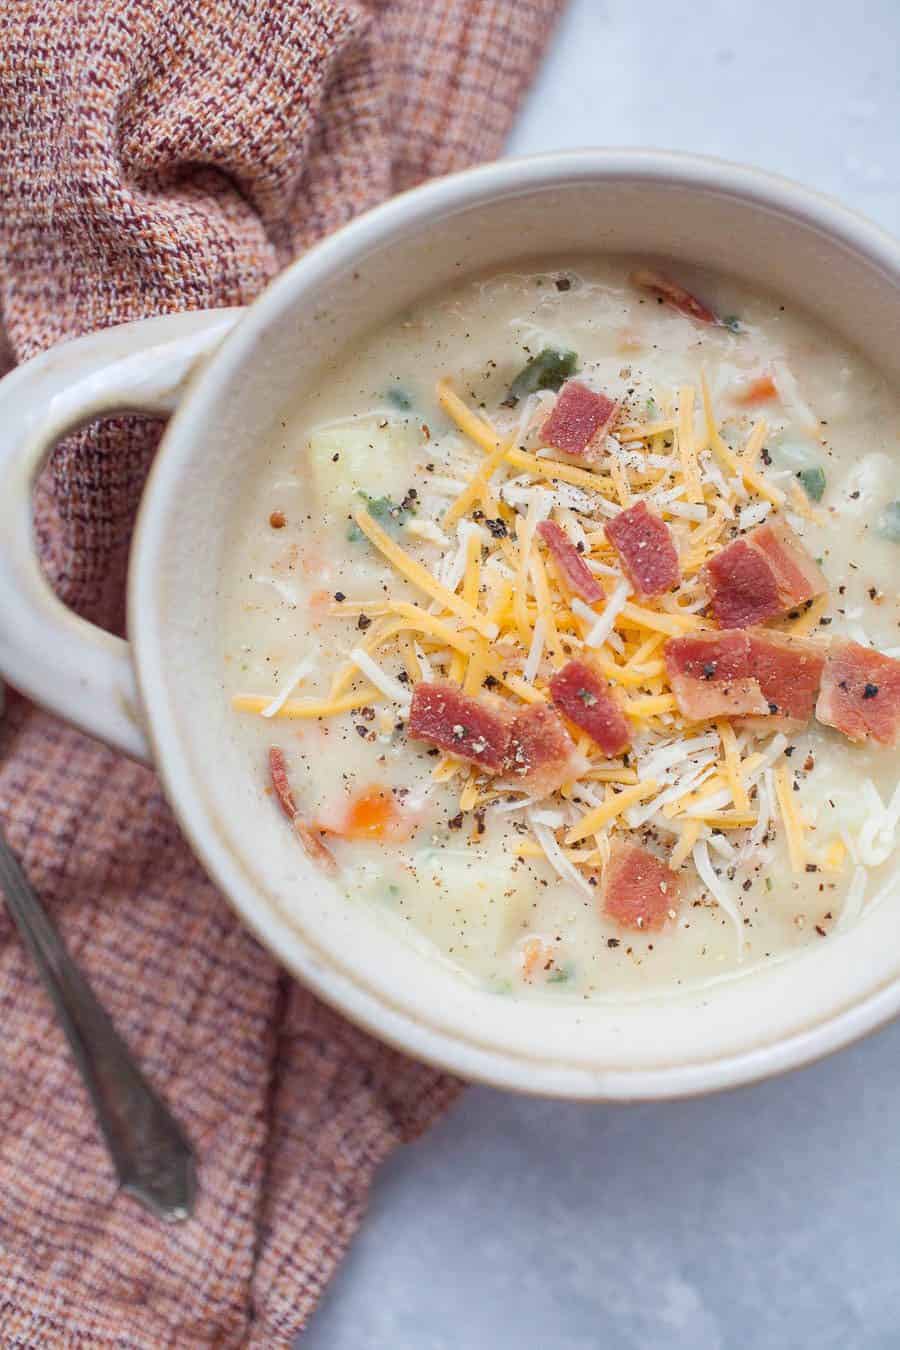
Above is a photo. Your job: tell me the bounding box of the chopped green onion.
[547,962,574,985]
[385,387,412,410]
[347,491,415,540]
[877,500,900,542]
[508,346,578,402]
[722,315,743,333]
[797,466,826,502]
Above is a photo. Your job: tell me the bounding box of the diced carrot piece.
[734,374,777,405]
[319,787,409,841]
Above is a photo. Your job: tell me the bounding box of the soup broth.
[221,258,900,1000]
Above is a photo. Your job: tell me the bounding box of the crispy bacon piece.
[408,681,513,771]
[815,640,900,747]
[537,520,603,604]
[503,703,586,798]
[666,629,826,726]
[630,268,718,324]
[704,539,781,628]
[751,517,827,609]
[540,380,620,463]
[742,629,826,732]
[665,631,768,720]
[268,747,338,874]
[601,839,679,931]
[549,660,631,756]
[604,500,680,597]
[704,516,825,628]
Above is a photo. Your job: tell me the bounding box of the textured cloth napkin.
[0,2,563,1344]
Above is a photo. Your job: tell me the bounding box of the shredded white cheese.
[261,657,315,718]
[693,837,744,959]
[406,518,452,548]
[348,648,413,710]
[572,579,630,648]
[738,499,772,531]
[527,814,596,900]
[666,501,708,523]
[523,616,547,685]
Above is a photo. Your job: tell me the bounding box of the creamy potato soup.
[222,258,900,1001]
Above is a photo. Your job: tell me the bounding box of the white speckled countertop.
[305,2,900,1344]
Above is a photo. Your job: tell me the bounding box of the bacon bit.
[601,839,680,931]
[504,703,585,797]
[704,540,781,628]
[665,631,768,720]
[268,747,338,874]
[408,681,513,771]
[269,510,287,528]
[605,500,680,597]
[549,660,631,756]
[537,520,604,603]
[704,517,824,629]
[750,516,826,609]
[630,268,718,324]
[269,745,298,819]
[540,380,620,463]
[741,629,826,732]
[318,787,411,842]
[816,641,900,746]
[666,628,826,726]
[734,374,778,405]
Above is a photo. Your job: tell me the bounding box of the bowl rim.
[129,148,900,1099]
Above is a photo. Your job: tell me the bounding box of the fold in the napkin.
[0,2,563,1343]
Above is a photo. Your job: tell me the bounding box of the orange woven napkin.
[0,2,563,1343]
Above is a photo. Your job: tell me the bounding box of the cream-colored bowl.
[2,150,899,1099]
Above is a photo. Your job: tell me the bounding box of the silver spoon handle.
[0,827,196,1221]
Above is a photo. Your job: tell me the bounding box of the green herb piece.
[387,883,401,899]
[508,346,578,402]
[765,877,773,892]
[548,962,575,985]
[347,491,416,541]
[877,500,900,542]
[645,396,658,418]
[386,387,412,410]
[797,466,826,502]
[722,315,743,333]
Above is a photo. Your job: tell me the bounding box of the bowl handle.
[0,309,243,764]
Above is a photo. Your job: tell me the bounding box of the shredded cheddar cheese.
[232,688,382,718]
[773,764,806,873]
[566,780,659,844]
[353,506,499,641]
[717,719,749,812]
[239,362,834,914]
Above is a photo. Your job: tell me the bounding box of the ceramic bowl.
[3,150,899,1098]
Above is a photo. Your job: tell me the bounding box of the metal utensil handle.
[0,830,196,1220]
